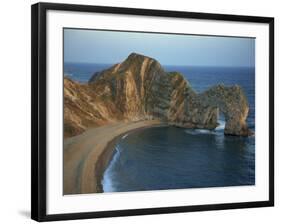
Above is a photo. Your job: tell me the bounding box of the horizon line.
[64,61,255,68]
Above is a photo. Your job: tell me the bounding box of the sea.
[64,62,255,192]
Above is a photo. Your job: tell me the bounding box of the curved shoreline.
[63,120,165,195]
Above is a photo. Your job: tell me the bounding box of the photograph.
[63,28,256,195]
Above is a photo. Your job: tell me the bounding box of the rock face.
[199,85,252,136]
[64,53,252,138]
[64,78,120,138]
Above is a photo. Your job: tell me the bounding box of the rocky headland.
[64,52,253,138]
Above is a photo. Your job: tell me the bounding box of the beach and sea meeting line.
[63,29,255,195]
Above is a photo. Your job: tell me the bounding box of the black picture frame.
[31,2,274,222]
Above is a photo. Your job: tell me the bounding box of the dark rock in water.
[64,52,253,137]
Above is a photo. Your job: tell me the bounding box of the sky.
[64,28,255,67]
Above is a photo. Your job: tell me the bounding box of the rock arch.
[64,53,253,137]
[198,84,252,136]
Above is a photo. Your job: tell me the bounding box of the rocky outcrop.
[64,78,120,138]
[64,53,252,137]
[199,85,252,136]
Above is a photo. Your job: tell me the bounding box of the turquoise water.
[64,63,255,192]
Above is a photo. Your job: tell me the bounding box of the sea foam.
[102,145,122,192]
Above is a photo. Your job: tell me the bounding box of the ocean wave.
[184,120,225,135]
[122,134,129,139]
[196,129,211,134]
[101,145,121,192]
[216,120,226,131]
[185,129,215,135]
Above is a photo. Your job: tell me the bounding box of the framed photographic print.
[31,2,274,222]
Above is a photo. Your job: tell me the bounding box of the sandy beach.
[63,120,163,195]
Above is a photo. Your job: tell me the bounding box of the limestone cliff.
[64,53,252,138]
[64,78,120,137]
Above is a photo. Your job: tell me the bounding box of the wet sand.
[63,120,164,195]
